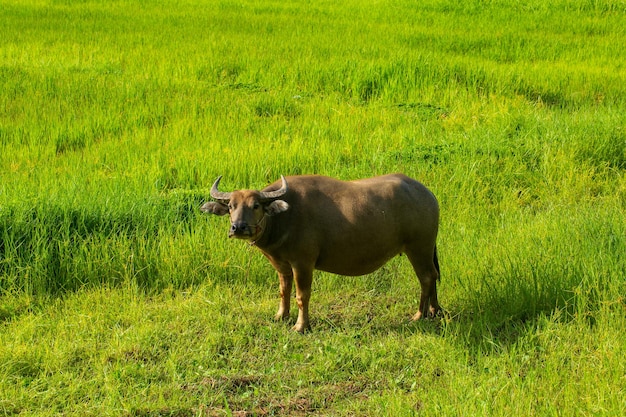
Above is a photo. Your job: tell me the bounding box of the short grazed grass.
[1,0,625,415]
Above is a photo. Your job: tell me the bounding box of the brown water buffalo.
[201,174,441,332]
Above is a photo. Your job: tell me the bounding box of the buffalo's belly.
[314,248,399,276]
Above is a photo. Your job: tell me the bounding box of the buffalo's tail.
[434,245,441,280]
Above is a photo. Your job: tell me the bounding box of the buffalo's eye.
[253,202,260,210]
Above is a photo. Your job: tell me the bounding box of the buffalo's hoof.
[274,312,290,322]
[412,311,424,321]
[412,308,443,321]
[291,323,310,334]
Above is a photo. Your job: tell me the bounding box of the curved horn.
[259,175,288,201]
[210,176,232,202]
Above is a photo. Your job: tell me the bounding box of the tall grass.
[1,0,625,414]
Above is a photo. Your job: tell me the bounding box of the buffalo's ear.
[265,200,289,216]
[200,201,229,216]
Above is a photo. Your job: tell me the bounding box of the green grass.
[1,0,625,415]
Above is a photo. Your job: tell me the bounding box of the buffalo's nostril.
[230,223,247,235]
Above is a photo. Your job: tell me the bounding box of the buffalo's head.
[201,176,289,240]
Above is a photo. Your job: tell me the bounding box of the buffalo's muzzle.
[229,222,251,238]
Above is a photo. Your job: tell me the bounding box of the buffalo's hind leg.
[405,245,441,320]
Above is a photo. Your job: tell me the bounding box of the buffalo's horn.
[259,175,288,201]
[210,176,232,202]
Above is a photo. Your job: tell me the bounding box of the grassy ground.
[1,0,625,415]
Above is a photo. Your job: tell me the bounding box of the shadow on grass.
[303,269,593,357]
[433,276,592,356]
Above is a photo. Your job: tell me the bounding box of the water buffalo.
[201,174,440,332]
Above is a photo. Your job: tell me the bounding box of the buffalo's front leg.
[275,270,293,321]
[267,258,294,321]
[292,266,313,333]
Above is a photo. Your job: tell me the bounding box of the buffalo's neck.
[252,216,287,252]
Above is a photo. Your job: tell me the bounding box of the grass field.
[1,0,625,415]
